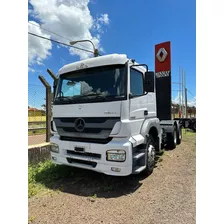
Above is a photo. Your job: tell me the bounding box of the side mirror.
[53,79,58,99]
[144,71,155,92]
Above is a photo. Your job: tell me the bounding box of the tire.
[142,135,156,176]
[177,124,182,145]
[193,122,196,132]
[166,125,177,150]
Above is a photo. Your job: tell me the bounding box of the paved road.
[28,134,46,146]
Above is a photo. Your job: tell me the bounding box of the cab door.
[129,68,157,135]
[129,68,147,135]
[129,68,148,120]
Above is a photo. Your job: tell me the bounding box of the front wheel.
[142,135,156,176]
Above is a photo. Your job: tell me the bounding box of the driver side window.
[130,69,144,97]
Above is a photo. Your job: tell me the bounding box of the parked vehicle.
[50,41,183,176]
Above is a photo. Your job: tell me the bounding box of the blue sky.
[28,0,196,108]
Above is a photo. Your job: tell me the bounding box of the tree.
[41,104,46,112]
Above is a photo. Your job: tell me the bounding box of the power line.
[29,22,71,41]
[172,82,195,97]
[187,89,195,97]
[28,21,96,52]
[28,32,94,54]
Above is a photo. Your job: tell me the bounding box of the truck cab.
[50,54,179,176]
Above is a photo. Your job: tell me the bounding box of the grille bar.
[54,118,119,129]
[67,150,101,159]
[60,136,113,144]
[57,117,119,123]
[62,127,104,133]
[66,158,97,168]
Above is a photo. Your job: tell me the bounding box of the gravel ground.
[28,132,196,224]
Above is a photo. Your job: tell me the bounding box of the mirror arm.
[129,93,133,99]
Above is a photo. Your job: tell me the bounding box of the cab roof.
[58,54,129,75]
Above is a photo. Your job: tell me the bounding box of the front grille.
[60,136,113,144]
[67,158,97,168]
[67,150,101,159]
[54,117,120,140]
[63,127,103,134]
[59,117,117,123]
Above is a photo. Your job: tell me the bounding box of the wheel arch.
[148,126,158,142]
[140,118,161,142]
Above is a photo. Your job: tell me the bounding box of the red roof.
[28,108,40,111]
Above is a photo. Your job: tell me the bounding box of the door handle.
[144,110,148,116]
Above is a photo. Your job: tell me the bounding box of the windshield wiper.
[72,93,108,100]
[55,96,73,103]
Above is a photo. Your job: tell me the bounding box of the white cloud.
[28,0,109,64]
[172,92,196,107]
[172,92,183,105]
[98,14,109,25]
[188,96,196,107]
[28,67,35,73]
[28,21,52,65]
[94,14,109,33]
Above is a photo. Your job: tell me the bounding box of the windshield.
[54,65,126,104]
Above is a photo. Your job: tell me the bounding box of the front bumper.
[50,136,133,176]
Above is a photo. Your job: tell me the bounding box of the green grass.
[28,160,75,198]
[91,193,97,199]
[182,129,196,136]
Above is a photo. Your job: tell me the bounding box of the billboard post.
[155,41,172,120]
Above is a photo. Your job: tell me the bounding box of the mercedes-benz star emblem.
[156,48,168,62]
[74,118,85,132]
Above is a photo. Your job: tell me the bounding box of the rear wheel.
[193,122,196,132]
[166,125,177,150]
[177,124,182,144]
[142,135,156,176]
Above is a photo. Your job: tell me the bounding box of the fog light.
[106,150,126,162]
[111,167,121,172]
[50,143,59,153]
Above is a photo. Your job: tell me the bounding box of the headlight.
[50,143,59,153]
[106,150,126,162]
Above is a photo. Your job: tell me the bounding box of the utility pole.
[176,67,188,118]
[184,71,188,118]
[185,87,188,118]
[181,68,184,117]
[179,66,182,118]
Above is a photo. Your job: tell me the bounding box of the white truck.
[50,52,182,176]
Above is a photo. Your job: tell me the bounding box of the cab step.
[133,152,145,160]
[133,165,146,174]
